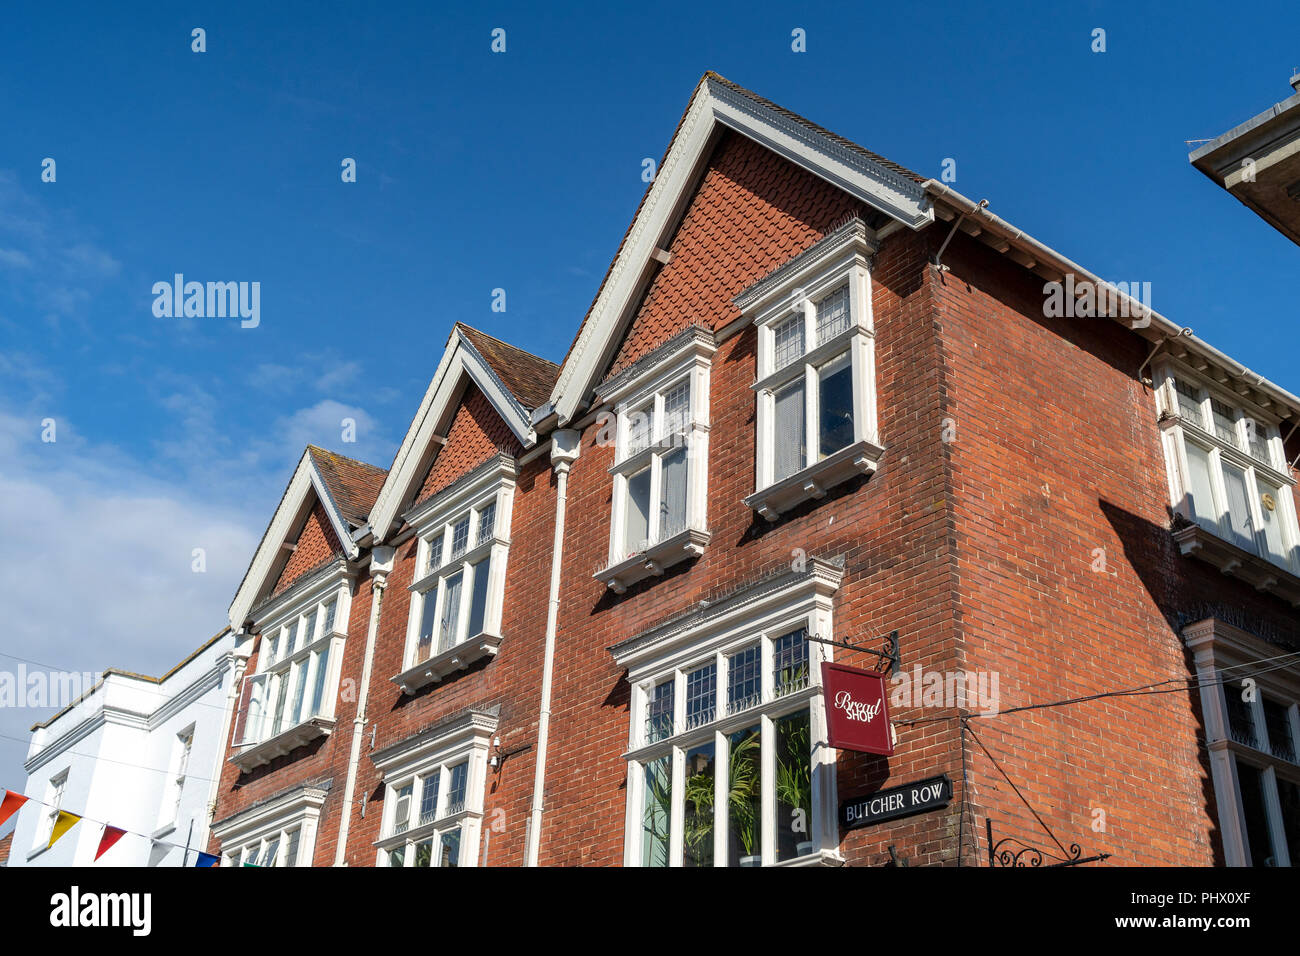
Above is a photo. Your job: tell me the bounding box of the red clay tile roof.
[455,323,560,411]
[306,446,388,529]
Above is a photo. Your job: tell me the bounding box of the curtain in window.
[1221,464,1255,551]
[1184,441,1217,528]
[624,468,651,555]
[659,447,688,540]
[774,379,805,482]
[438,572,463,653]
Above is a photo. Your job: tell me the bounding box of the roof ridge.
[456,323,560,368]
[306,444,387,474]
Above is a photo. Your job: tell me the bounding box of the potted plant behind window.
[728,730,761,866]
[682,764,714,866]
[775,716,813,857]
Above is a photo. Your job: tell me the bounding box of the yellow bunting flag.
[48,810,81,849]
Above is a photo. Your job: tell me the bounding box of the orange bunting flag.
[48,810,81,849]
[95,825,127,861]
[0,790,28,828]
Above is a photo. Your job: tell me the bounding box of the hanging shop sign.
[821,661,894,755]
[841,775,953,831]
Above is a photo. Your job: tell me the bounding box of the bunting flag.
[48,810,81,848]
[0,789,28,828]
[194,851,220,867]
[94,825,127,861]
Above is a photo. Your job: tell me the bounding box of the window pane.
[627,402,652,456]
[289,660,307,725]
[1257,479,1288,564]
[773,314,805,370]
[1276,776,1300,864]
[683,743,715,868]
[641,757,672,867]
[438,571,464,653]
[1211,398,1239,447]
[414,839,433,868]
[727,646,761,715]
[449,516,470,562]
[658,446,688,541]
[271,673,289,736]
[420,774,440,826]
[623,467,651,556]
[262,837,280,867]
[246,674,266,744]
[775,710,813,862]
[816,284,850,343]
[1244,419,1271,464]
[727,725,762,867]
[417,587,438,661]
[663,380,690,438]
[394,784,413,834]
[476,501,496,546]
[310,644,330,716]
[1174,379,1204,427]
[685,662,717,730]
[284,828,300,868]
[439,828,461,868]
[388,846,405,868]
[467,557,491,637]
[1221,463,1255,551]
[447,762,468,814]
[1184,441,1218,528]
[772,629,809,697]
[1235,760,1278,866]
[818,351,854,459]
[284,621,299,656]
[646,681,674,743]
[773,378,806,482]
[322,597,337,635]
[1223,678,1258,748]
[1263,698,1296,762]
[304,609,318,645]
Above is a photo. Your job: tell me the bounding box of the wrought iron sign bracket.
[985,819,1111,867]
[808,630,900,677]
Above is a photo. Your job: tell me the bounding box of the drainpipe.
[333,545,395,866]
[201,638,248,855]
[525,429,581,866]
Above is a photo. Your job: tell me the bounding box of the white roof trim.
[227,450,360,631]
[549,75,933,425]
[368,328,535,542]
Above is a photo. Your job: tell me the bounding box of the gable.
[607,130,868,376]
[547,72,934,425]
[414,383,523,505]
[271,500,344,595]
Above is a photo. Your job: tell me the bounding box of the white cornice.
[210,783,330,845]
[369,329,534,543]
[549,76,933,426]
[370,706,500,778]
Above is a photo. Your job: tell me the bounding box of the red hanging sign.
[822,662,894,755]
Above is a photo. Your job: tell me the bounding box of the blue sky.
[1,0,1298,797]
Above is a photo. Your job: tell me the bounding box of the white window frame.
[36,768,69,850]
[611,556,845,867]
[231,567,351,770]
[213,785,327,868]
[595,328,714,592]
[1185,618,1300,866]
[738,219,883,521]
[157,725,194,831]
[371,708,496,868]
[395,456,516,694]
[1156,361,1300,583]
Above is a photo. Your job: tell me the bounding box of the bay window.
[595,327,714,592]
[611,555,844,866]
[1157,364,1300,598]
[212,783,327,867]
[371,707,496,868]
[737,218,883,520]
[396,456,515,694]
[231,572,349,771]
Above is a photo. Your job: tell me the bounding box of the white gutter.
[525,429,581,866]
[333,545,395,866]
[923,180,1300,420]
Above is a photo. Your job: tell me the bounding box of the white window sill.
[374,807,480,852]
[745,438,884,521]
[1172,523,1300,607]
[595,527,711,593]
[392,632,503,695]
[231,717,337,772]
[769,848,846,867]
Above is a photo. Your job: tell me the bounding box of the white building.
[8,629,240,866]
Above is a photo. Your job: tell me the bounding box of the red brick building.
[208,74,1300,868]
